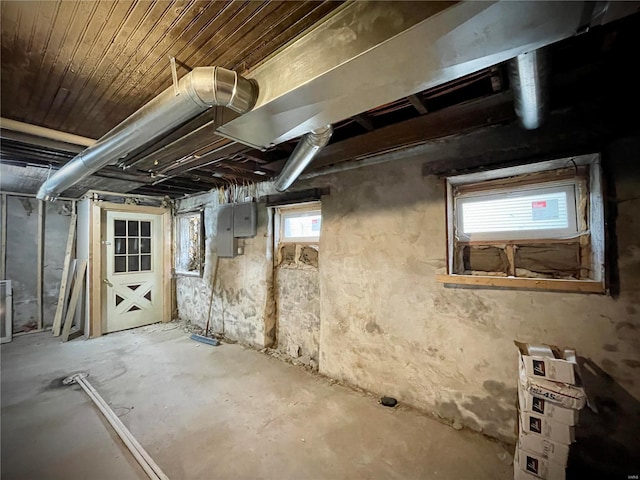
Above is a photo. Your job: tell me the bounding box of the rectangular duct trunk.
[217,0,587,150]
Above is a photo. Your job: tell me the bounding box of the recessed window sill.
[279,241,320,245]
[174,271,202,278]
[436,274,605,294]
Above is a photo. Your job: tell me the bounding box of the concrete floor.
[2,324,513,480]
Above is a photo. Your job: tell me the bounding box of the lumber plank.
[505,244,516,277]
[61,260,87,342]
[436,274,605,293]
[0,194,6,280]
[62,259,77,323]
[162,210,172,323]
[52,210,77,336]
[36,200,45,330]
[89,201,102,338]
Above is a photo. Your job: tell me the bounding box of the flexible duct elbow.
[184,67,256,113]
[37,66,257,201]
[274,125,333,192]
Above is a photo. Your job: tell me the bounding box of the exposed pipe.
[273,125,333,192]
[36,67,257,201]
[0,117,96,147]
[509,48,550,130]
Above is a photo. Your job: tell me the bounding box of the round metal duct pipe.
[274,125,333,192]
[509,48,550,130]
[36,66,257,201]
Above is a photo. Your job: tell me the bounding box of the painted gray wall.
[43,201,72,328]
[5,197,38,332]
[4,197,71,332]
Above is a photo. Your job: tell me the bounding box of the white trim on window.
[441,153,605,292]
[174,210,204,277]
[276,201,321,244]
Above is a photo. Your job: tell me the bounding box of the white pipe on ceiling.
[0,117,96,147]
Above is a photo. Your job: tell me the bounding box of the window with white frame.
[456,183,579,242]
[274,202,321,268]
[439,154,605,292]
[278,204,322,244]
[175,210,204,276]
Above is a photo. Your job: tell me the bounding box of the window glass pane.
[140,238,151,254]
[114,256,126,273]
[140,221,151,237]
[140,255,151,271]
[114,220,126,236]
[176,213,202,274]
[115,238,126,254]
[128,221,139,236]
[461,191,569,234]
[456,184,578,242]
[128,255,139,272]
[284,213,321,239]
[128,238,139,254]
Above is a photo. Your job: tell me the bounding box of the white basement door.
[103,211,164,333]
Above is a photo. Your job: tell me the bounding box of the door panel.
[104,211,163,333]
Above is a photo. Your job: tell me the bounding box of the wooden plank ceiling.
[1,2,638,197]
[0,0,342,195]
[1,0,340,138]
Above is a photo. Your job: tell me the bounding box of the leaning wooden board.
[52,211,77,336]
[61,260,87,342]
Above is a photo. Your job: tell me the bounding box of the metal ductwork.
[36,1,639,196]
[509,49,550,130]
[217,1,638,148]
[217,1,593,150]
[274,125,333,192]
[36,67,257,201]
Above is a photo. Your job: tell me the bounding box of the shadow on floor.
[567,356,640,480]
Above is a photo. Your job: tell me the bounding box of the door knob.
[103,278,113,287]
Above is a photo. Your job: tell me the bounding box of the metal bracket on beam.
[408,95,429,115]
[170,57,179,97]
[352,114,375,131]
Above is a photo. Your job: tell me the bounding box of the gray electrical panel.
[233,201,257,237]
[216,204,237,258]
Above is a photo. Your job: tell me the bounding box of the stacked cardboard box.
[513,341,588,480]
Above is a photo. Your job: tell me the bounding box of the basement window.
[456,183,579,242]
[274,202,321,269]
[278,203,322,244]
[175,210,204,277]
[438,154,606,293]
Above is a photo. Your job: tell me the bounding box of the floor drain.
[381,397,398,407]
